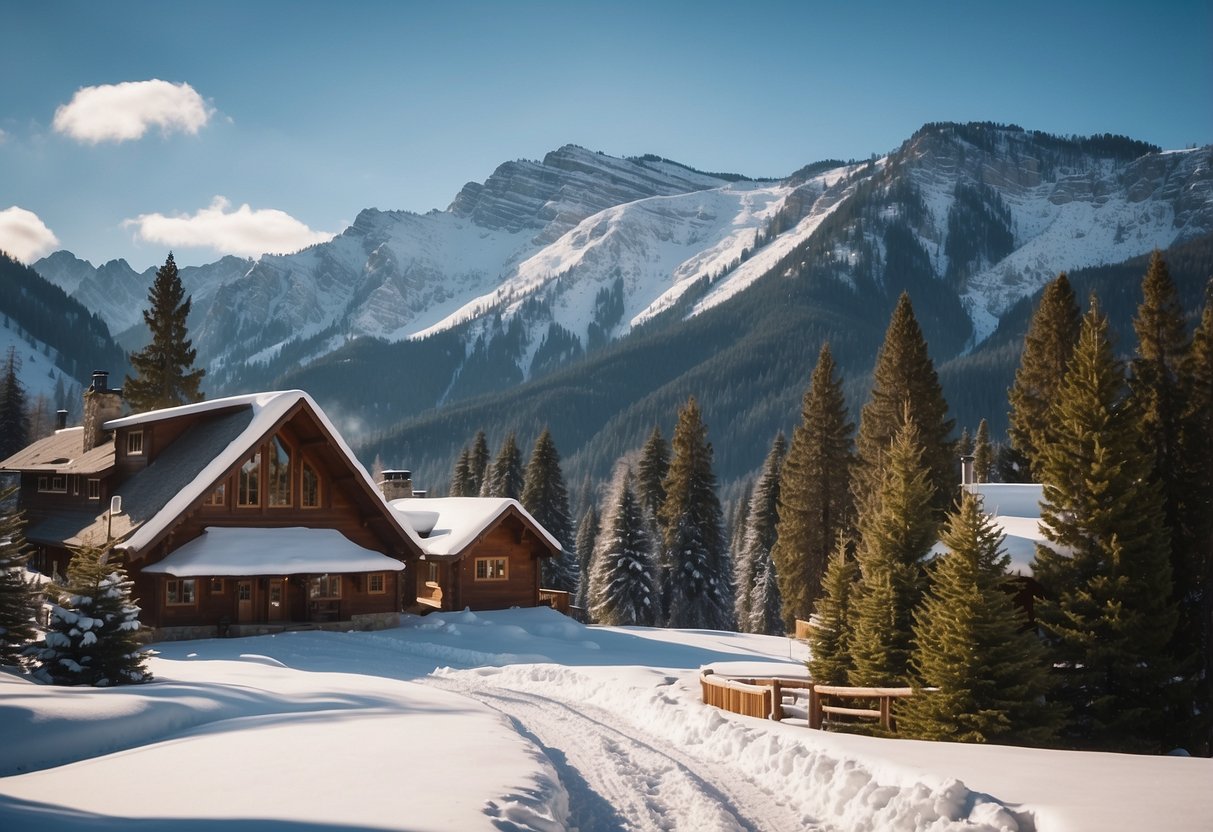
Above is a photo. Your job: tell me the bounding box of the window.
[301,461,320,508]
[238,451,260,507]
[87,479,100,500]
[37,476,48,492]
[210,578,225,593]
[204,482,226,507]
[426,562,439,584]
[166,579,197,605]
[268,436,292,507]
[368,573,386,594]
[474,557,508,581]
[71,477,79,496]
[309,574,341,599]
[126,431,144,455]
[38,475,67,493]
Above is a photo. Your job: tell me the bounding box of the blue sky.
[1,0,1210,270]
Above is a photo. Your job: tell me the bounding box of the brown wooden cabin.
[1,373,421,640]
[387,497,560,613]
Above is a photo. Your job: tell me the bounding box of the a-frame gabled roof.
[387,496,561,562]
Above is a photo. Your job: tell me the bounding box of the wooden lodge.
[1,373,561,640]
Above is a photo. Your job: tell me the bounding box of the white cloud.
[53,80,212,143]
[124,197,334,257]
[0,128,7,145]
[0,206,60,263]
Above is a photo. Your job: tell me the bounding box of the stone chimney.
[83,371,123,452]
[379,469,414,501]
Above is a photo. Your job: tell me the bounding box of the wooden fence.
[538,588,570,615]
[700,670,913,733]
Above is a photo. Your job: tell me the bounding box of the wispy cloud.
[53,80,213,143]
[124,197,334,258]
[0,207,60,263]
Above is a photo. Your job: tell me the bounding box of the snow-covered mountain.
[31,126,1213,406]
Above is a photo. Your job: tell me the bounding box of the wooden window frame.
[309,574,342,600]
[166,578,197,606]
[210,577,225,594]
[238,451,261,507]
[87,478,100,500]
[474,557,509,581]
[367,573,386,594]
[126,430,144,456]
[301,460,321,509]
[204,481,226,507]
[267,435,293,508]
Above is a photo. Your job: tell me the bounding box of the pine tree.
[522,428,576,592]
[590,466,658,626]
[660,397,733,630]
[957,427,973,458]
[1032,297,1177,752]
[636,426,670,520]
[972,418,994,483]
[0,347,30,460]
[808,537,858,684]
[897,492,1058,745]
[849,416,937,686]
[0,490,39,666]
[772,344,853,631]
[1007,273,1081,479]
[748,557,783,636]
[574,506,600,613]
[1182,284,1213,753]
[450,446,473,496]
[853,293,954,517]
[469,431,491,496]
[485,432,524,499]
[31,545,151,686]
[729,482,753,629]
[738,433,786,634]
[123,252,205,412]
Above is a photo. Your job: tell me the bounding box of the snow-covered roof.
[933,483,1054,577]
[388,497,561,559]
[103,391,287,430]
[142,527,405,577]
[0,426,115,475]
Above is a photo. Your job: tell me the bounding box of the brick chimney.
[379,469,414,501]
[83,371,123,452]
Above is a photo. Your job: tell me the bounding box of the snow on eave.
[388,496,561,559]
[114,390,424,555]
[141,526,405,577]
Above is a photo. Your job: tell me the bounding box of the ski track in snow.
[428,674,813,832]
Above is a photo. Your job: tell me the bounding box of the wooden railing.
[538,588,570,614]
[700,670,914,733]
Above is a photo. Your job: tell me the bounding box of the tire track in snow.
[427,677,814,832]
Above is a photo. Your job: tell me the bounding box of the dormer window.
[126,431,144,456]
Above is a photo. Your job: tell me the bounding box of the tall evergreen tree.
[574,506,600,613]
[31,545,151,686]
[1007,273,1082,480]
[1181,284,1213,753]
[123,253,205,412]
[898,492,1058,745]
[636,426,670,520]
[772,343,853,631]
[590,466,658,626]
[660,397,733,630]
[522,428,576,592]
[0,490,39,666]
[972,418,994,483]
[957,427,973,458]
[729,482,754,629]
[469,431,491,496]
[450,446,473,496]
[807,537,858,684]
[849,416,938,686]
[748,556,783,636]
[852,293,954,516]
[1130,251,1203,749]
[1032,298,1177,752]
[485,432,524,499]
[737,433,786,634]
[0,347,30,460]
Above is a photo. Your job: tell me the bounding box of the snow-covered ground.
[2,608,1210,831]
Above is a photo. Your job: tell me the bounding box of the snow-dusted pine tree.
[659,397,733,630]
[590,466,658,626]
[450,446,474,496]
[485,432,524,499]
[729,482,753,629]
[522,428,576,592]
[738,433,786,634]
[32,545,151,686]
[574,506,599,613]
[808,537,858,684]
[469,431,491,495]
[0,490,39,667]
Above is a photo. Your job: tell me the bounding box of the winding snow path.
[429,674,814,832]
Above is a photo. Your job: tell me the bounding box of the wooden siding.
[451,518,543,611]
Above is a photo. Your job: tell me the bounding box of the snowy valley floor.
[2,608,1211,831]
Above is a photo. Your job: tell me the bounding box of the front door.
[237,580,254,623]
[268,578,286,621]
